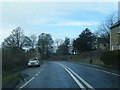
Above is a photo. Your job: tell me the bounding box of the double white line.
[56,62,95,90]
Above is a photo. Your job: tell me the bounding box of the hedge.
[100,50,120,69]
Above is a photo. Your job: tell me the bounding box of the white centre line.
[56,62,95,90]
[60,63,86,89]
[66,66,95,89]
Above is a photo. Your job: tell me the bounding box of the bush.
[100,50,120,69]
[2,47,33,88]
[2,48,30,71]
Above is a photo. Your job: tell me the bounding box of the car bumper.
[28,63,40,66]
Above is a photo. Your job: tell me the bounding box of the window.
[118,45,120,50]
[112,46,114,50]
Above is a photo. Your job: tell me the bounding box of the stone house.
[97,38,109,51]
[110,21,120,50]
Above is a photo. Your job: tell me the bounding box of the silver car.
[28,58,40,67]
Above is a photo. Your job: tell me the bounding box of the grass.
[2,65,27,88]
[2,60,45,88]
[10,66,27,73]
[40,60,44,65]
[2,72,19,88]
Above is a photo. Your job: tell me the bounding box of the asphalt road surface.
[18,61,120,89]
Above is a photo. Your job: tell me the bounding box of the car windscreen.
[29,59,38,61]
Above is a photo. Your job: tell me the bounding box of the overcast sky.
[0,1,118,44]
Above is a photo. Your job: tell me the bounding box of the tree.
[54,39,64,48]
[56,37,70,55]
[2,27,31,49]
[29,35,37,49]
[96,13,117,47]
[56,44,66,55]
[2,27,33,71]
[37,33,54,59]
[64,37,70,55]
[73,28,96,53]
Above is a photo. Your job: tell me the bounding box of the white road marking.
[56,62,95,90]
[73,62,120,77]
[18,77,35,89]
[59,62,120,77]
[18,64,46,90]
[66,66,95,89]
[59,63,86,89]
[89,67,120,77]
[36,74,38,76]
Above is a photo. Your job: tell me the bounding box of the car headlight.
[28,63,31,65]
[35,62,39,64]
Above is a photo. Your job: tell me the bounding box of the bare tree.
[55,39,64,48]
[29,35,37,49]
[96,13,117,44]
[2,27,31,49]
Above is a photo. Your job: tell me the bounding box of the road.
[18,61,120,89]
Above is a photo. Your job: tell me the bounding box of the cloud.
[50,21,99,26]
[2,2,117,27]
[29,18,53,26]
[49,11,68,15]
[1,2,117,45]
[0,29,12,45]
[0,0,118,2]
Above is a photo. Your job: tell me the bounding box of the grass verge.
[40,60,44,65]
[2,65,27,88]
[2,72,19,88]
[68,58,119,70]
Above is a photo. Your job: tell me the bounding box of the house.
[110,20,120,50]
[97,37,109,50]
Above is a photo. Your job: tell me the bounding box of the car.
[28,58,40,67]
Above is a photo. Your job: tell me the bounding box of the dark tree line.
[55,28,96,55]
[73,28,96,54]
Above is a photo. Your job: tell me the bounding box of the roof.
[110,20,120,29]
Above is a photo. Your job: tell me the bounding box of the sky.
[0,1,118,45]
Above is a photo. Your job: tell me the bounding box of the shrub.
[2,48,30,71]
[100,50,120,69]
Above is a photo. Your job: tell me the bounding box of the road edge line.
[18,64,46,90]
[77,63,120,77]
